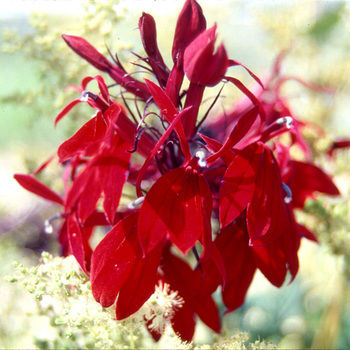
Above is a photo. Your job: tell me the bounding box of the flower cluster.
[15,0,341,341]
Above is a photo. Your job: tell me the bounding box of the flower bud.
[184,25,228,87]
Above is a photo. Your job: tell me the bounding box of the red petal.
[206,107,260,166]
[225,76,266,121]
[62,34,112,72]
[54,98,82,126]
[228,59,264,89]
[252,239,287,287]
[171,302,196,342]
[32,154,57,175]
[58,113,105,162]
[14,174,64,205]
[135,106,192,197]
[199,133,235,165]
[246,144,289,246]
[67,214,93,274]
[101,137,131,223]
[90,213,141,307]
[58,104,121,162]
[115,244,162,320]
[144,79,191,161]
[251,205,300,286]
[297,223,319,243]
[172,0,206,64]
[215,221,256,312]
[288,160,340,208]
[138,163,212,256]
[219,143,263,228]
[184,26,228,87]
[139,13,168,87]
[162,249,221,333]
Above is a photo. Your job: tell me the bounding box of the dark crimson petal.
[171,302,196,342]
[172,0,206,65]
[252,238,287,287]
[252,205,300,286]
[162,249,221,333]
[297,223,319,243]
[215,221,256,312]
[67,214,93,274]
[58,220,71,257]
[62,34,113,72]
[115,244,162,320]
[62,35,151,100]
[288,160,340,208]
[281,206,300,282]
[139,13,168,87]
[246,144,289,246]
[219,143,263,228]
[328,139,350,156]
[14,174,64,205]
[90,213,141,307]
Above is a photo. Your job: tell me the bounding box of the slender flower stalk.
[14,0,340,341]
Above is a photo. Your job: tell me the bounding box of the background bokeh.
[1,0,349,348]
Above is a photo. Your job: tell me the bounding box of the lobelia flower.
[14,0,341,342]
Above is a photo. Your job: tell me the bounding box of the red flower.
[14,0,341,342]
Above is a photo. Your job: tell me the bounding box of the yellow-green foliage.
[1,0,127,133]
[6,253,277,349]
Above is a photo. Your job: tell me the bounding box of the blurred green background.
[0,0,349,348]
